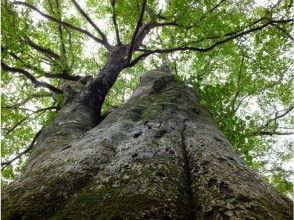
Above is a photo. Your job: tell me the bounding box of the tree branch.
[207,0,227,14]
[250,131,294,137]
[127,0,147,62]
[1,61,63,93]
[270,23,294,41]
[2,93,52,109]
[263,106,293,129]
[128,18,293,66]
[1,129,43,169]
[249,106,294,137]
[71,0,109,47]
[110,0,121,45]
[4,106,59,135]
[2,46,80,81]
[131,21,177,52]
[14,1,108,47]
[25,37,60,60]
[55,0,68,64]
[43,71,81,81]
[230,51,245,113]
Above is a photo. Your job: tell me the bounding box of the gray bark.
[2,70,292,219]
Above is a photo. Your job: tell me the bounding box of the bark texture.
[2,70,292,219]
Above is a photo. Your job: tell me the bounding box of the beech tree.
[1,0,293,219]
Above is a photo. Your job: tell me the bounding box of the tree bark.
[2,70,292,219]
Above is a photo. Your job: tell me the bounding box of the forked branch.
[1,61,62,93]
[71,0,109,47]
[249,106,294,137]
[14,1,108,47]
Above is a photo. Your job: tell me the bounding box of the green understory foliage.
[1,0,293,195]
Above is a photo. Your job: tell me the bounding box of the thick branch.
[1,61,62,93]
[71,0,109,47]
[53,0,67,60]
[14,1,107,47]
[134,21,178,50]
[110,0,121,45]
[127,0,147,62]
[25,37,60,60]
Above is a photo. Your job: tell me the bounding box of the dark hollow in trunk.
[2,70,292,219]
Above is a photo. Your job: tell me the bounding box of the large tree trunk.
[2,70,292,219]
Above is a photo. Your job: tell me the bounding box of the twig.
[1,129,43,169]
[14,1,108,47]
[4,106,59,135]
[270,23,294,41]
[127,18,293,66]
[1,61,62,93]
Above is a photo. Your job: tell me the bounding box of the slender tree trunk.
[2,69,292,219]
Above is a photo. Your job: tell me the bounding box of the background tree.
[1,0,293,218]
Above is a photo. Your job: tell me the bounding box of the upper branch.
[1,61,62,93]
[110,0,121,45]
[71,0,110,48]
[270,23,294,40]
[2,93,52,109]
[127,18,293,66]
[250,131,294,136]
[4,106,59,136]
[249,106,294,137]
[25,37,60,60]
[14,1,108,47]
[127,0,147,62]
[2,46,80,81]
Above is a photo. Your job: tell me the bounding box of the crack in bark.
[178,120,197,220]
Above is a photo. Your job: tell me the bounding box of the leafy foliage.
[1,0,293,195]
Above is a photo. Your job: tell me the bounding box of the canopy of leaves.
[1,0,293,195]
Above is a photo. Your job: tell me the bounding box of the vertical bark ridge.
[177,120,197,219]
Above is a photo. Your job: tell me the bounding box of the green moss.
[127,91,175,123]
[172,74,184,84]
[128,104,146,121]
[2,171,94,220]
[51,160,181,219]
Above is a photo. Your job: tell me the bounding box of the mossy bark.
[2,70,292,219]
